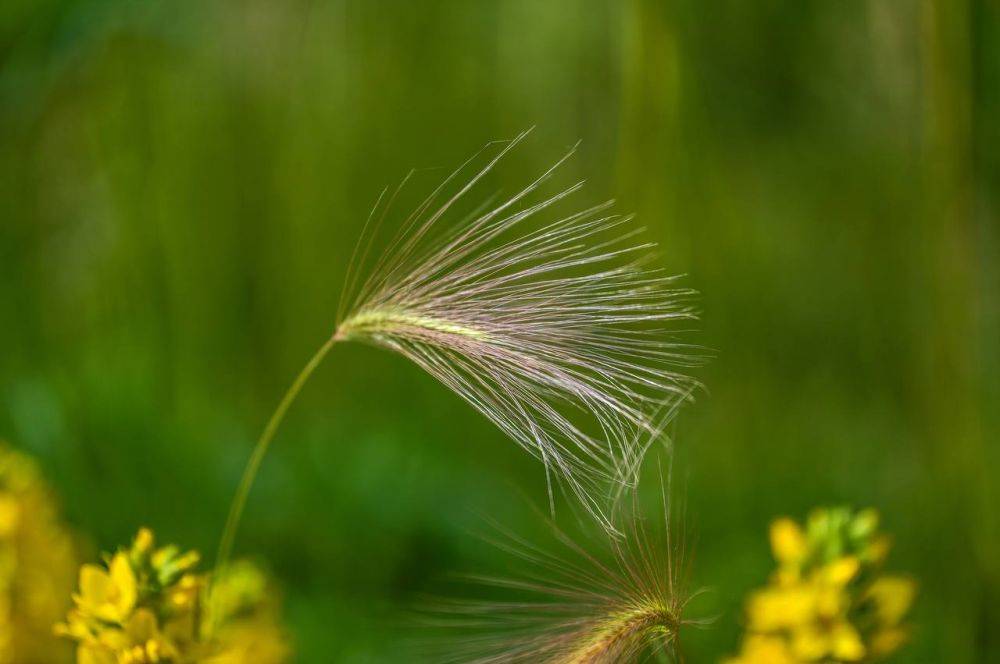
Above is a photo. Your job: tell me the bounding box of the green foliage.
[2,1,997,660]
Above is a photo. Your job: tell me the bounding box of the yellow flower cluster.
[57,529,290,664]
[726,507,916,663]
[0,442,78,663]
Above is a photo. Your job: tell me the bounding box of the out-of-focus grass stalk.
[617,0,682,251]
[919,0,993,655]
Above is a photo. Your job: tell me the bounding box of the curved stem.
[211,334,338,619]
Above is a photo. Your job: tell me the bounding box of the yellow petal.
[830,621,866,661]
[813,584,847,619]
[134,528,155,554]
[770,518,807,566]
[54,613,91,640]
[867,576,916,625]
[790,625,830,659]
[747,585,816,631]
[110,553,138,616]
[79,565,112,606]
[823,556,860,587]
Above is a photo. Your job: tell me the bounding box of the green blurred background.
[2,0,998,661]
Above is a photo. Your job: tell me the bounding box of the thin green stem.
[210,334,338,624]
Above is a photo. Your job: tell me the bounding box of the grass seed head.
[419,464,702,664]
[337,130,703,531]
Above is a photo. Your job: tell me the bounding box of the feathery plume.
[419,462,704,663]
[336,129,701,530]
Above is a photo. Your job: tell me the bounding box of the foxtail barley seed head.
[420,468,702,663]
[336,130,702,532]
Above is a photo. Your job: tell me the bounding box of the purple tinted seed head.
[337,130,703,532]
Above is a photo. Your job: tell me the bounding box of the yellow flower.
[725,507,916,663]
[725,634,799,664]
[58,529,291,663]
[75,554,138,623]
[133,528,155,556]
[0,442,79,663]
[770,518,807,570]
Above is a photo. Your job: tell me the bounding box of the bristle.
[417,473,696,664]
[338,132,703,531]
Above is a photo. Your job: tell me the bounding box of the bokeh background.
[2,1,998,661]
